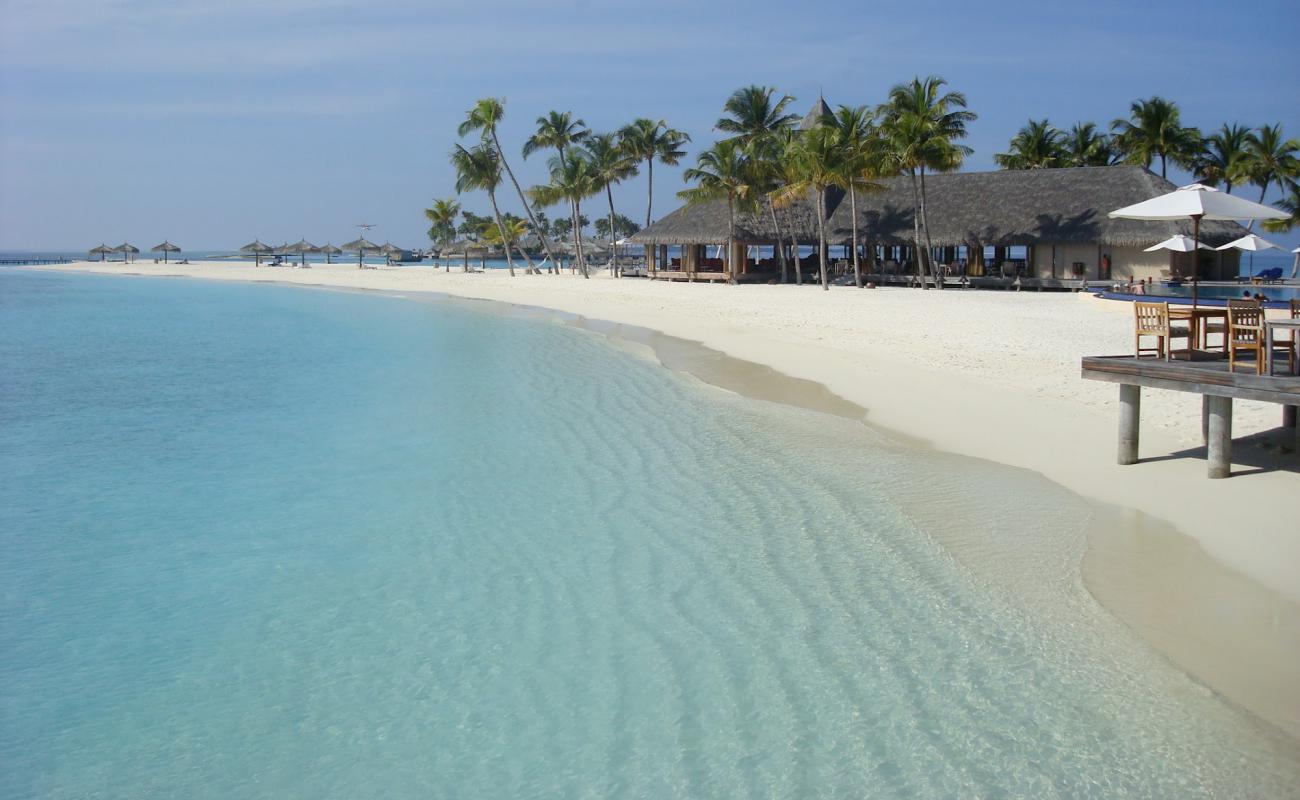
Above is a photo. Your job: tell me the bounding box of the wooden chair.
[1134,301,1190,360]
[1226,299,1266,374]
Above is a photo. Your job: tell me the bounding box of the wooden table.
[1168,307,1227,355]
[1264,318,1300,376]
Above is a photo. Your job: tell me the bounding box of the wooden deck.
[1080,354,1298,478]
[1081,356,1300,404]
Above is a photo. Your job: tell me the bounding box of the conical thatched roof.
[150,240,181,253]
[88,244,112,255]
[341,237,380,252]
[631,166,1251,248]
[240,239,274,254]
[318,243,343,255]
[800,95,834,131]
[439,239,492,256]
[378,242,404,255]
[114,242,139,253]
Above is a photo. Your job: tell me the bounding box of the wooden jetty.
[1081,355,1299,478]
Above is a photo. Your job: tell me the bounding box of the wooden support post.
[1206,395,1232,479]
[1118,384,1140,465]
[1202,395,1210,444]
[1283,404,1296,429]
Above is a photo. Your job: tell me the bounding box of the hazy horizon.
[2,0,1297,251]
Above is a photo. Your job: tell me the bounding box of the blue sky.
[2,0,1297,251]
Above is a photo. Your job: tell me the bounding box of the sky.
[1,0,1298,252]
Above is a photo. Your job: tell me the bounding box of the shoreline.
[23,260,1300,742]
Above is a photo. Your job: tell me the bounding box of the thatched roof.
[114,242,139,253]
[240,239,273,254]
[800,96,834,131]
[318,243,343,255]
[88,244,112,255]
[378,242,404,255]
[340,237,379,252]
[150,240,181,253]
[282,239,319,254]
[631,166,1251,248]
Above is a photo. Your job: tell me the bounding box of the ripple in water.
[1,270,1297,798]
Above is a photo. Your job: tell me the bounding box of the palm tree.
[1064,122,1114,167]
[584,132,639,275]
[1243,125,1300,232]
[1261,182,1299,234]
[619,118,691,229]
[424,198,461,272]
[679,139,752,283]
[716,85,799,283]
[450,143,516,277]
[716,85,798,141]
[772,126,848,291]
[530,153,600,278]
[830,105,886,288]
[523,111,588,273]
[1195,123,1251,193]
[878,76,975,287]
[995,119,1066,169]
[480,217,530,267]
[1111,97,1201,179]
[459,98,550,274]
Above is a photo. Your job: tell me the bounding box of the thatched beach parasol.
[88,244,112,262]
[378,242,404,265]
[341,237,380,269]
[318,243,342,264]
[114,243,140,263]
[150,240,181,263]
[240,239,274,267]
[282,239,319,267]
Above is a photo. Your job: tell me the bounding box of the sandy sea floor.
[30,260,1300,742]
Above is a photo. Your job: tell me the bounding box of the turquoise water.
[2,270,1297,798]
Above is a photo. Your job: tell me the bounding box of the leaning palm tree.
[424,197,461,272]
[679,139,753,283]
[459,98,550,274]
[878,76,975,287]
[1111,96,1201,179]
[771,126,847,291]
[716,85,799,284]
[619,118,691,229]
[522,111,588,272]
[584,132,639,275]
[530,153,601,279]
[450,143,517,277]
[994,118,1066,169]
[1195,123,1251,193]
[830,105,886,288]
[1064,122,1114,167]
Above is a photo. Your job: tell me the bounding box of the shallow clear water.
[2,270,1297,798]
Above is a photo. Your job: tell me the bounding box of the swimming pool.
[1097,281,1299,307]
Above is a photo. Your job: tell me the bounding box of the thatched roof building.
[631,165,1249,281]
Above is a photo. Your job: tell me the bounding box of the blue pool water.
[2,270,1297,798]
[1100,282,1300,306]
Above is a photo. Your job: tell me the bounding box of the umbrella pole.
[1191,214,1200,309]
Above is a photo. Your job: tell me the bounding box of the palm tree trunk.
[816,191,829,291]
[486,191,515,277]
[727,196,736,284]
[919,168,942,289]
[1246,181,1271,231]
[907,169,927,289]
[645,157,654,230]
[791,231,803,285]
[490,130,551,274]
[606,185,618,277]
[849,184,862,288]
[572,198,589,279]
[766,198,788,284]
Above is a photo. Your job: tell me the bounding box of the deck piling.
[1118,384,1140,465]
[1206,396,1233,479]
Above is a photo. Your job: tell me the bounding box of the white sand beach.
[35,259,1300,739]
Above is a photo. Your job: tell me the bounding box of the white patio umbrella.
[1110,183,1288,306]
[1293,246,1299,280]
[1214,233,1284,278]
[1143,234,1212,252]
